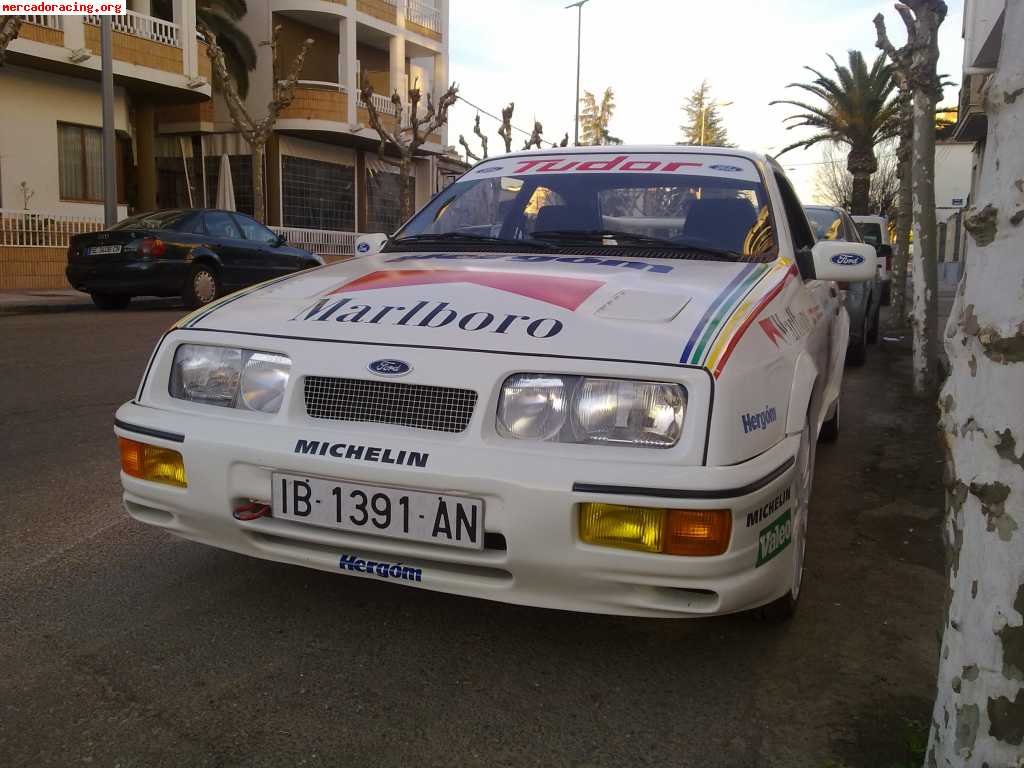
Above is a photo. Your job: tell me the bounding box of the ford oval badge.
[356,241,371,253]
[831,252,865,266]
[368,359,412,376]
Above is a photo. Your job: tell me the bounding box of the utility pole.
[566,0,590,146]
[100,16,117,226]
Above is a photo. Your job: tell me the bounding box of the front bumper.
[115,399,800,619]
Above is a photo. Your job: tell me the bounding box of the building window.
[366,167,413,234]
[57,122,128,203]
[204,155,254,216]
[282,156,356,231]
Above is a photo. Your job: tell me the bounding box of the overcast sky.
[447,0,965,202]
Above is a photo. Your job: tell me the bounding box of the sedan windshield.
[396,153,776,260]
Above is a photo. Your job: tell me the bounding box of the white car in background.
[115,147,875,620]
[852,214,893,305]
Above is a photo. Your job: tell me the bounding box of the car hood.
[177,251,795,370]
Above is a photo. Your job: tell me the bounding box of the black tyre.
[881,281,892,306]
[182,263,221,309]
[846,316,868,366]
[819,399,840,443]
[867,300,881,344]
[759,425,813,623]
[91,292,130,310]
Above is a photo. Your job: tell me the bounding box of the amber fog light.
[578,504,731,556]
[119,437,187,487]
[664,509,731,556]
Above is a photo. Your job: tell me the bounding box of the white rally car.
[115,147,875,619]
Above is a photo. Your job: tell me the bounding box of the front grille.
[304,376,478,433]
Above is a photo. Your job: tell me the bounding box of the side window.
[204,212,242,239]
[773,172,816,251]
[234,213,279,244]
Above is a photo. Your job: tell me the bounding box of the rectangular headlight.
[169,344,291,414]
[496,374,685,447]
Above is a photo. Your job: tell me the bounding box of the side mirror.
[877,243,892,258]
[809,241,877,282]
[354,233,388,257]
[275,233,287,246]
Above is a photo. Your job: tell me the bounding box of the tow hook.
[233,501,271,521]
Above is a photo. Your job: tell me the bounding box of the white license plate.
[87,244,122,255]
[271,473,484,550]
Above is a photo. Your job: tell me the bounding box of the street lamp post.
[566,0,590,146]
[100,16,117,225]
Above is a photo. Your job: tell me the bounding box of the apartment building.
[153,0,452,236]
[0,2,211,218]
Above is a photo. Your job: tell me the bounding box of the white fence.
[18,15,63,30]
[271,227,356,259]
[84,11,181,48]
[0,209,104,248]
[406,0,442,33]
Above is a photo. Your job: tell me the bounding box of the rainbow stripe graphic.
[680,260,797,377]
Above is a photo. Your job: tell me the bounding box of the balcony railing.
[18,15,63,30]
[358,91,401,116]
[406,0,442,34]
[84,11,181,48]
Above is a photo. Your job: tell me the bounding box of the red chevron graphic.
[326,269,604,311]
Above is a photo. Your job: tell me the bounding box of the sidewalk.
[0,289,178,316]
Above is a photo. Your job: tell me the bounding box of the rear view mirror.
[275,233,287,246]
[354,233,388,257]
[877,244,892,258]
[810,241,877,282]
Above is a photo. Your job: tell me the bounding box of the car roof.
[804,204,845,213]
[485,144,774,165]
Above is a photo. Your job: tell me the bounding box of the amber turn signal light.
[119,437,187,487]
[578,503,731,556]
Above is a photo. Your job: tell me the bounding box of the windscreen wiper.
[531,229,741,260]
[393,232,556,250]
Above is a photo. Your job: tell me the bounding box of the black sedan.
[66,209,324,309]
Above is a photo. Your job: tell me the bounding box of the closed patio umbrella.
[215,154,235,211]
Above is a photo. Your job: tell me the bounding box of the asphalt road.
[1,307,946,768]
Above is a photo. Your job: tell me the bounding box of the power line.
[455,95,560,148]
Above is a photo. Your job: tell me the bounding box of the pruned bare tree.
[199,21,313,223]
[498,102,514,153]
[0,15,23,65]
[875,0,947,396]
[522,121,544,150]
[890,92,913,329]
[360,78,459,220]
[458,135,480,163]
[929,2,1024,763]
[472,113,488,159]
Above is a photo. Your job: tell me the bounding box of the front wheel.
[846,316,868,366]
[759,425,813,622]
[182,263,221,309]
[819,399,840,443]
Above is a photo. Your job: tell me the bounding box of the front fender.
[786,353,818,436]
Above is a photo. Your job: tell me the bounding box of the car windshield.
[804,208,844,241]
[111,211,189,231]
[856,221,883,246]
[396,153,776,260]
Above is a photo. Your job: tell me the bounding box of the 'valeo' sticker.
[756,508,792,567]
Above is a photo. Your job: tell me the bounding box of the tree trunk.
[927,2,1024,762]
[0,16,22,64]
[890,111,913,329]
[910,89,940,396]
[850,172,872,215]
[399,156,415,222]
[252,142,266,223]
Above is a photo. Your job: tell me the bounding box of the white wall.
[935,141,974,215]
[0,65,130,218]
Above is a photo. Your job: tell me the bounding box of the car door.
[195,211,253,290]
[773,173,841,404]
[232,213,299,282]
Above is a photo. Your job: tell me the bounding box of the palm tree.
[771,50,901,215]
[197,0,257,97]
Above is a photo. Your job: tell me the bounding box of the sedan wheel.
[760,425,813,622]
[183,264,221,309]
